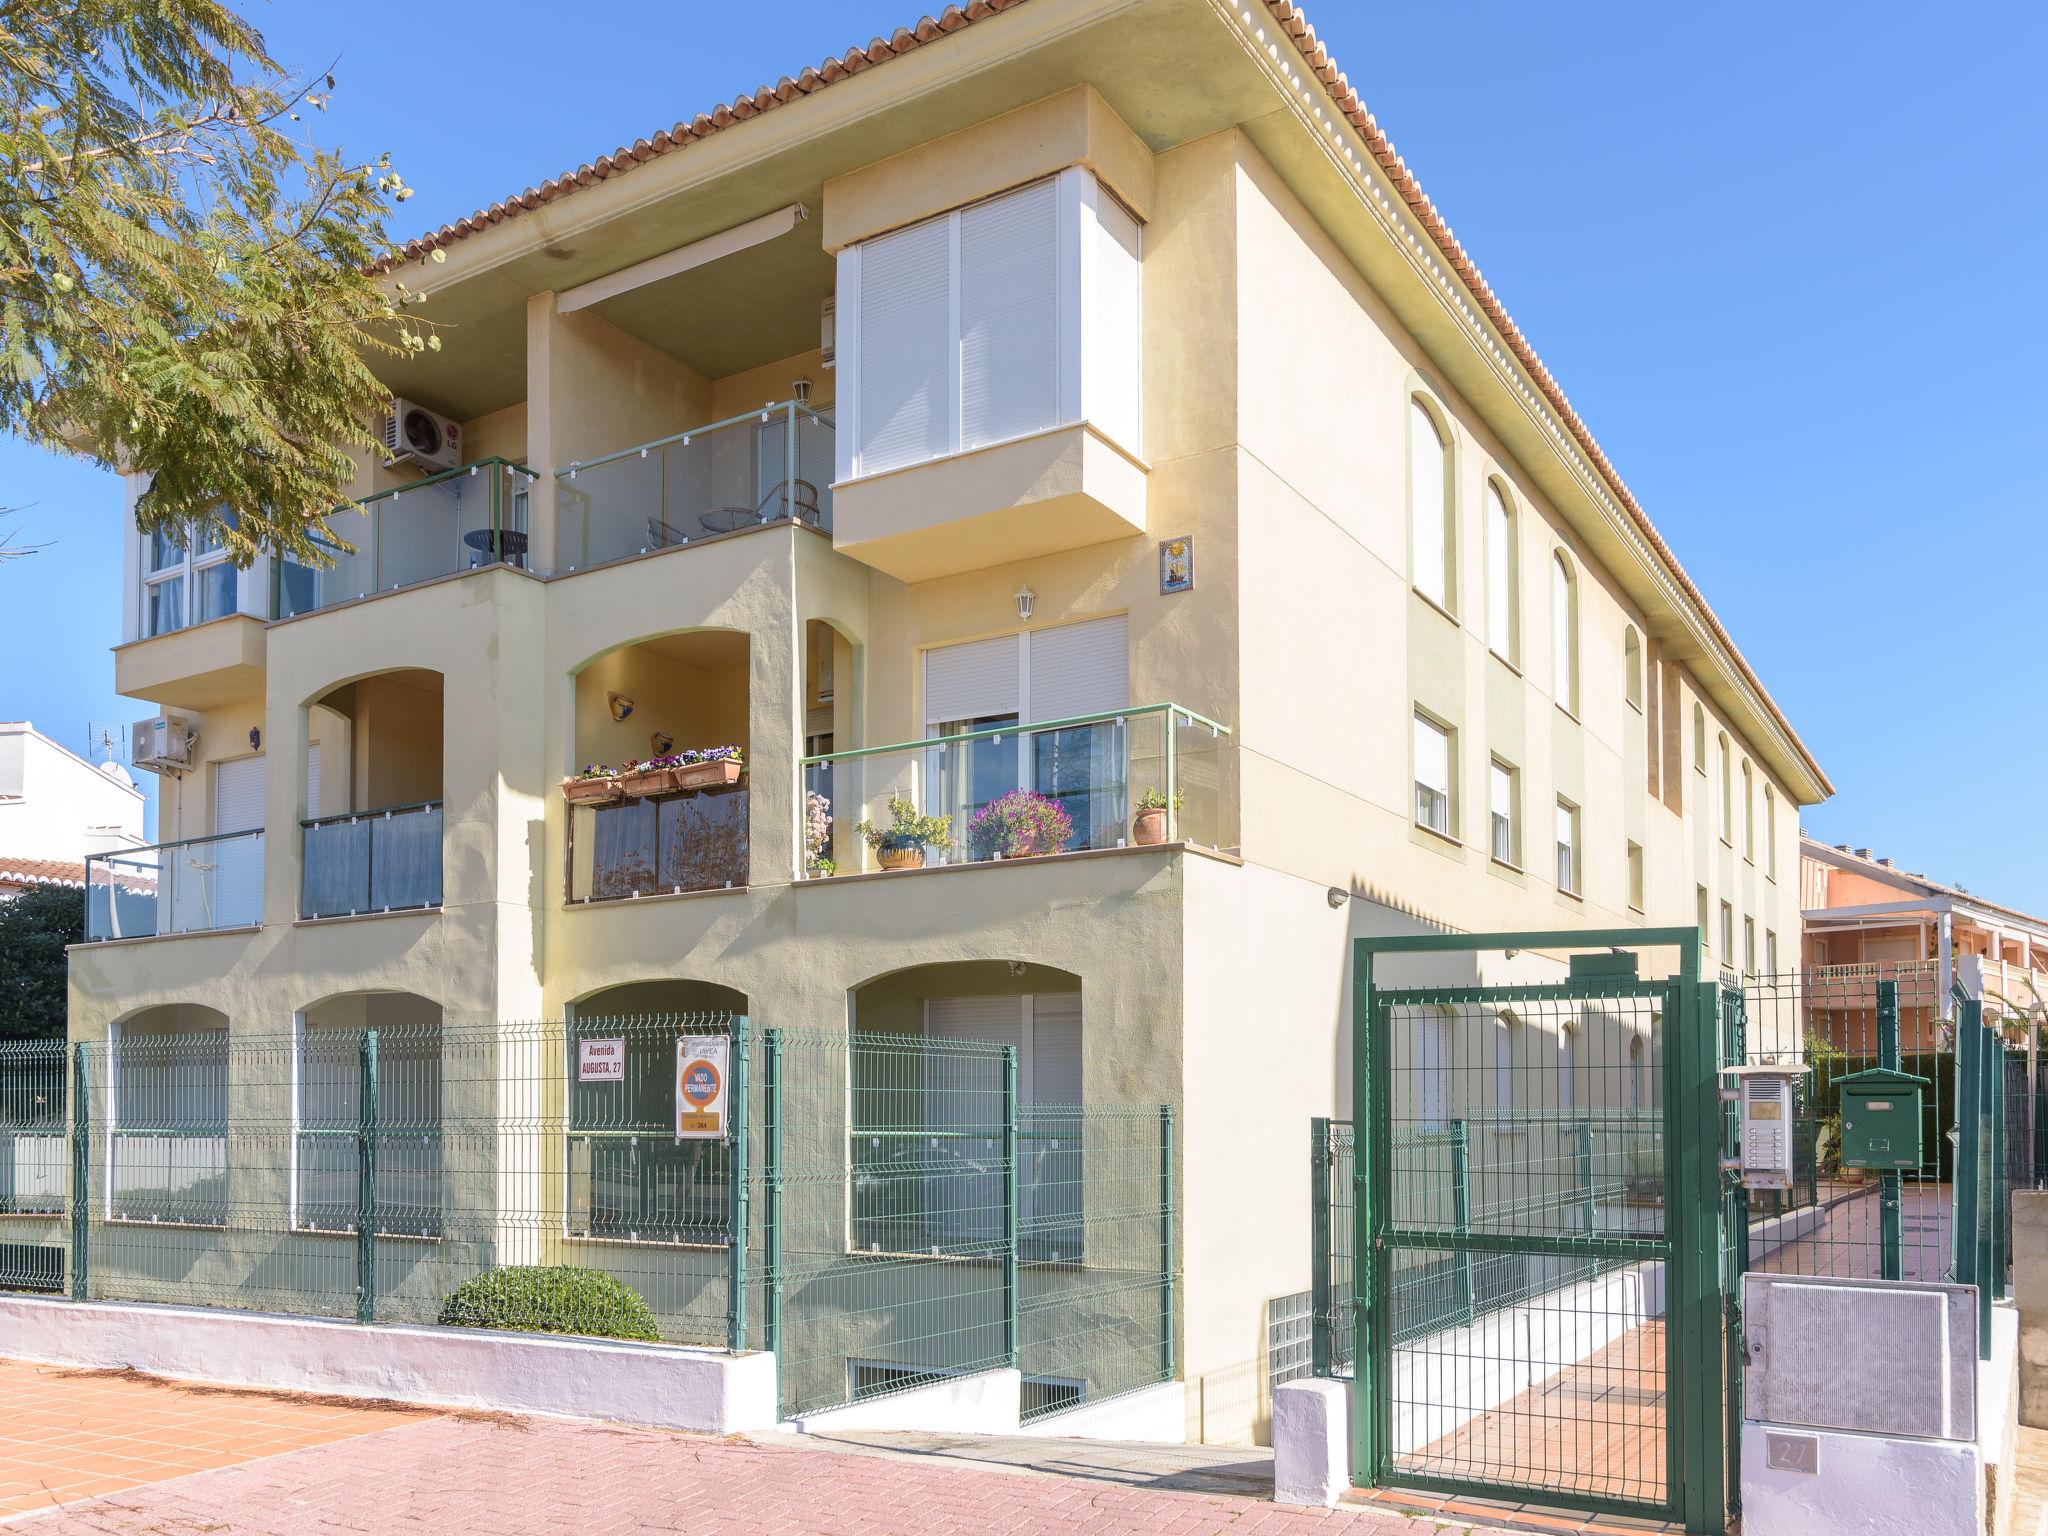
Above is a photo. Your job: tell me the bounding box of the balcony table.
[464,527,529,566]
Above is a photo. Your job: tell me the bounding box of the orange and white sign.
[675,1035,729,1140]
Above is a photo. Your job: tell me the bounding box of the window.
[1693,703,1706,775]
[1557,1024,1576,1113]
[1696,885,1709,944]
[1717,733,1732,844]
[1627,841,1645,911]
[1413,713,1453,836]
[923,617,1130,859]
[1743,917,1756,976]
[1493,1010,1518,1117]
[840,170,1141,479]
[1764,787,1778,879]
[1766,929,1779,974]
[1624,626,1643,711]
[1741,760,1754,860]
[1554,798,1579,894]
[1486,482,1516,660]
[142,515,239,638]
[1409,400,1451,609]
[1719,900,1734,959]
[1414,1010,1450,1130]
[1488,759,1517,865]
[1551,552,1578,715]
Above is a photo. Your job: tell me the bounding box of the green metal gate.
[1351,929,1727,1532]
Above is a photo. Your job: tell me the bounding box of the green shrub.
[437,1266,660,1342]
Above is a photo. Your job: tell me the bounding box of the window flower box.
[562,771,623,806]
[618,747,746,799]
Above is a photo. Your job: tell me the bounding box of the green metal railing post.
[1452,1118,1475,1324]
[1002,1044,1020,1368]
[1310,1116,1333,1376]
[727,1014,751,1354]
[763,1028,783,1399]
[1991,1036,2007,1302]
[1350,954,1382,1488]
[356,1029,378,1324]
[1953,996,1985,1355]
[1877,980,1904,1281]
[1160,1103,1176,1384]
[70,1044,89,1300]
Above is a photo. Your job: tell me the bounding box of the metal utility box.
[1724,1064,1810,1192]
[1837,1068,1928,1170]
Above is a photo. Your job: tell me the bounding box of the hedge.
[437,1265,660,1341]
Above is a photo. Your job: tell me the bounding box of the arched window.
[1764,786,1778,878]
[1409,399,1451,610]
[1693,702,1707,774]
[1551,551,1578,715]
[1486,482,1516,661]
[1741,759,1755,859]
[1718,732,1732,843]
[1416,1008,1451,1130]
[1624,626,1643,710]
[1557,1023,1577,1114]
[1494,1009,1519,1116]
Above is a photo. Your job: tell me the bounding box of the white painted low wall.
[1016,1379,1187,1442]
[780,1368,1021,1435]
[0,1296,777,1434]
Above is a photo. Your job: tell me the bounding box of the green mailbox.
[1837,1067,1928,1170]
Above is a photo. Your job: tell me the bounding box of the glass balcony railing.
[84,831,266,941]
[300,802,443,918]
[566,784,749,903]
[273,458,537,619]
[553,401,833,573]
[798,703,1234,879]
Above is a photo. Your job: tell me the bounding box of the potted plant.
[616,756,678,797]
[1132,787,1183,846]
[561,765,622,806]
[672,745,746,792]
[804,789,835,878]
[967,789,1074,862]
[856,796,952,872]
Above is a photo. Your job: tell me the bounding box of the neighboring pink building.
[1802,835,2047,1050]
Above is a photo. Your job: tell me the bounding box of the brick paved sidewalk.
[15,1412,1468,1536]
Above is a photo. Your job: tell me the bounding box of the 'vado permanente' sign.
[675,1036,729,1140]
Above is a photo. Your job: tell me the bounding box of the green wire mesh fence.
[6,1018,1174,1427]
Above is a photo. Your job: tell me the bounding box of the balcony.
[83,831,264,942]
[300,802,443,919]
[274,459,537,619]
[799,703,1233,879]
[565,780,749,904]
[554,402,833,572]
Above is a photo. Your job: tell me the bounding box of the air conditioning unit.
[819,297,836,369]
[130,715,196,776]
[383,398,464,472]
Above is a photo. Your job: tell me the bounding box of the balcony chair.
[698,480,821,536]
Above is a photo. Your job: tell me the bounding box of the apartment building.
[69,0,1829,1441]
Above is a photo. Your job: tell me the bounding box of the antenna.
[86,722,130,765]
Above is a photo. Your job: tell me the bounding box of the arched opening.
[1624,626,1643,711]
[564,980,749,1245]
[568,631,751,901]
[301,669,445,918]
[1494,1009,1520,1117]
[1693,703,1707,774]
[850,961,1084,1258]
[296,992,443,1238]
[1741,759,1755,858]
[1409,397,1453,610]
[1718,732,1733,842]
[1551,551,1578,715]
[1485,480,1516,661]
[107,1004,230,1226]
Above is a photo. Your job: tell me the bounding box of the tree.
[0,1,431,569]
[0,885,81,1039]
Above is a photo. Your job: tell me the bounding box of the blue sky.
[5,2,2043,908]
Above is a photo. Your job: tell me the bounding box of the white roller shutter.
[1086,188,1142,454]
[1028,994,1083,1106]
[924,634,1021,727]
[959,180,1059,451]
[855,216,952,475]
[925,996,1023,1050]
[1026,615,1128,723]
[214,755,265,833]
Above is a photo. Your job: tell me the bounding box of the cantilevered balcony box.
[114,616,267,713]
[827,89,1149,583]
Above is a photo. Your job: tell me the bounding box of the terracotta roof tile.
[373,0,1827,795]
[0,856,91,891]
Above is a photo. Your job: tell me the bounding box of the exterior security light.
[1326,886,1348,909]
[1015,585,1036,621]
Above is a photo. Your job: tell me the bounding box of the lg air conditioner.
[383,398,464,472]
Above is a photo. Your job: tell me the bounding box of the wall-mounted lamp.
[1326,886,1348,910]
[792,376,813,405]
[248,727,261,751]
[1014,584,1036,622]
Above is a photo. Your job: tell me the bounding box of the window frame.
[1717,733,1733,846]
[1623,626,1643,712]
[141,518,240,639]
[1719,899,1734,959]
[1412,710,1455,839]
[1554,796,1580,896]
[1551,550,1579,718]
[1484,478,1518,664]
[1764,785,1778,880]
[1408,396,1454,614]
[1741,759,1755,862]
[1487,757,1518,867]
[1626,840,1645,912]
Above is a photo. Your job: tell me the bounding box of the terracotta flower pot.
[877,845,923,872]
[618,765,679,798]
[673,759,746,792]
[562,776,623,806]
[1133,807,1169,845]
